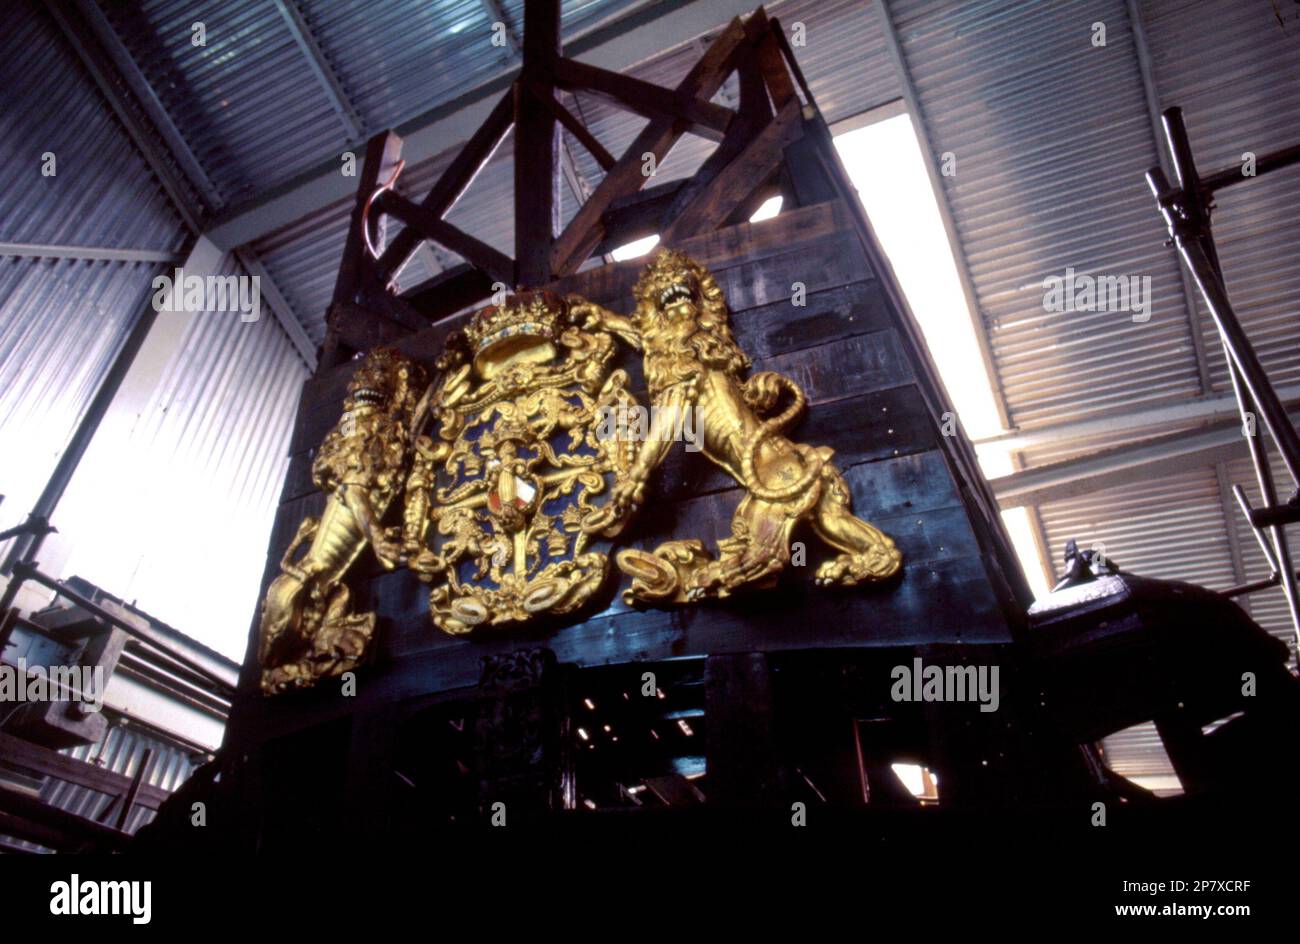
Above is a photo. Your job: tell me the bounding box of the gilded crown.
[463,291,565,357]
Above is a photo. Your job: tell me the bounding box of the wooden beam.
[402,263,499,321]
[375,89,515,285]
[594,180,688,255]
[0,731,171,811]
[380,192,516,288]
[550,16,749,276]
[527,81,616,171]
[661,97,804,244]
[514,0,563,287]
[754,16,797,109]
[553,58,735,142]
[322,131,404,367]
[0,785,130,850]
[331,132,402,308]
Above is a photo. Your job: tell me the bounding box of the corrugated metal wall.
[1141,0,1300,393]
[880,0,1300,790]
[52,253,307,660]
[2,3,306,665]
[0,1,187,561]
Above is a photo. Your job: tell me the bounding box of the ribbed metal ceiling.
[889,0,1202,430]
[1142,0,1300,394]
[99,0,349,208]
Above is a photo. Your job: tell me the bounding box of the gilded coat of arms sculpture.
[257,251,901,694]
[258,348,427,694]
[400,291,643,634]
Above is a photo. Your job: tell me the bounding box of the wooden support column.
[472,648,573,819]
[514,0,562,287]
[705,652,784,807]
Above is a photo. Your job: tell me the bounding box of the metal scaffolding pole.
[1146,106,1300,651]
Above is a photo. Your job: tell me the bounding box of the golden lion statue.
[258,347,428,693]
[571,248,901,604]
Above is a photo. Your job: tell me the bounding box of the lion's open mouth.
[351,387,385,406]
[658,283,694,307]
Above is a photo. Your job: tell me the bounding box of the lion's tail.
[740,373,821,502]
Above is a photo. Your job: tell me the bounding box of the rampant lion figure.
[258,348,428,693]
[570,248,902,604]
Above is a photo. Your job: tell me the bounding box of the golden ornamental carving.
[258,348,428,694]
[257,251,902,689]
[568,249,902,605]
[401,291,643,634]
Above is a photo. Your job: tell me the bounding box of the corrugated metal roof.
[0,4,187,252]
[93,0,648,211]
[99,0,350,208]
[300,0,514,137]
[1141,0,1300,393]
[889,0,1202,430]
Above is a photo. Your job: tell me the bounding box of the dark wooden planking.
[294,202,863,423]
[286,273,897,468]
[363,552,1008,699]
[326,300,412,354]
[661,98,804,244]
[550,213,868,316]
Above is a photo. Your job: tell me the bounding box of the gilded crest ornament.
[258,347,427,694]
[257,254,902,671]
[402,291,642,634]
